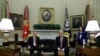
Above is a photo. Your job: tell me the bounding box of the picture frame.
[9,13,23,30]
[70,15,85,30]
[39,7,54,24]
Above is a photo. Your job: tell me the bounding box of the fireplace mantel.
[32,30,60,39]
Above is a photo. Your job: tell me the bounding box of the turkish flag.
[23,22,29,39]
[23,6,29,39]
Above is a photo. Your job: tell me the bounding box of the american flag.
[64,8,70,32]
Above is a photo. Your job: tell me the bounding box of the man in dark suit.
[54,31,69,56]
[28,32,41,56]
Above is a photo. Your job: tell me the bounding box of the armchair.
[64,32,70,47]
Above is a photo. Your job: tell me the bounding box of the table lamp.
[0,18,14,42]
[85,19,100,48]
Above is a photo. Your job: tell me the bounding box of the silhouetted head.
[14,33,19,42]
[15,33,18,38]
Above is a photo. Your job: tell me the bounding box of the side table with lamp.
[0,18,21,56]
[85,19,100,48]
[0,18,14,47]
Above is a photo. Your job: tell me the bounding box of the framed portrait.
[39,7,54,24]
[9,13,23,30]
[70,15,85,30]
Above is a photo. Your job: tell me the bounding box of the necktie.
[33,37,37,46]
[60,37,63,49]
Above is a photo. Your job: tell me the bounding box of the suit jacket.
[95,36,100,47]
[55,36,68,49]
[28,36,40,48]
[76,31,87,45]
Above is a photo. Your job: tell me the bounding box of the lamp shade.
[0,18,14,30]
[0,22,1,26]
[0,22,2,30]
[85,20,100,31]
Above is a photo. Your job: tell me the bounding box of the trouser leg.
[54,48,58,56]
[30,49,34,56]
[64,48,69,56]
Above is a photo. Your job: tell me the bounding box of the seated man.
[95,31,100,47]
[27,32,41,56]
[54,30,69,56]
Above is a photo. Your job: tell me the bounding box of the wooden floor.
[21,48,76,56]
[22,53,76,56]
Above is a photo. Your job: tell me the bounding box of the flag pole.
[63,5,70,32]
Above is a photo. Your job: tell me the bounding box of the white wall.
[0,0,100,39]
[7,0,100,30]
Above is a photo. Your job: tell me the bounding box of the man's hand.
[41,44,44,48]
[62,48,65,51]
[58,47,60,50]
[28,46,31,49]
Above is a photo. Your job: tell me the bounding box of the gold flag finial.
[87,1,89,4]
[65,5,67,8]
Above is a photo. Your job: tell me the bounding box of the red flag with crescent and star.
[23,6,29,40]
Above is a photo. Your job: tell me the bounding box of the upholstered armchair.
[64,32,70,47]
